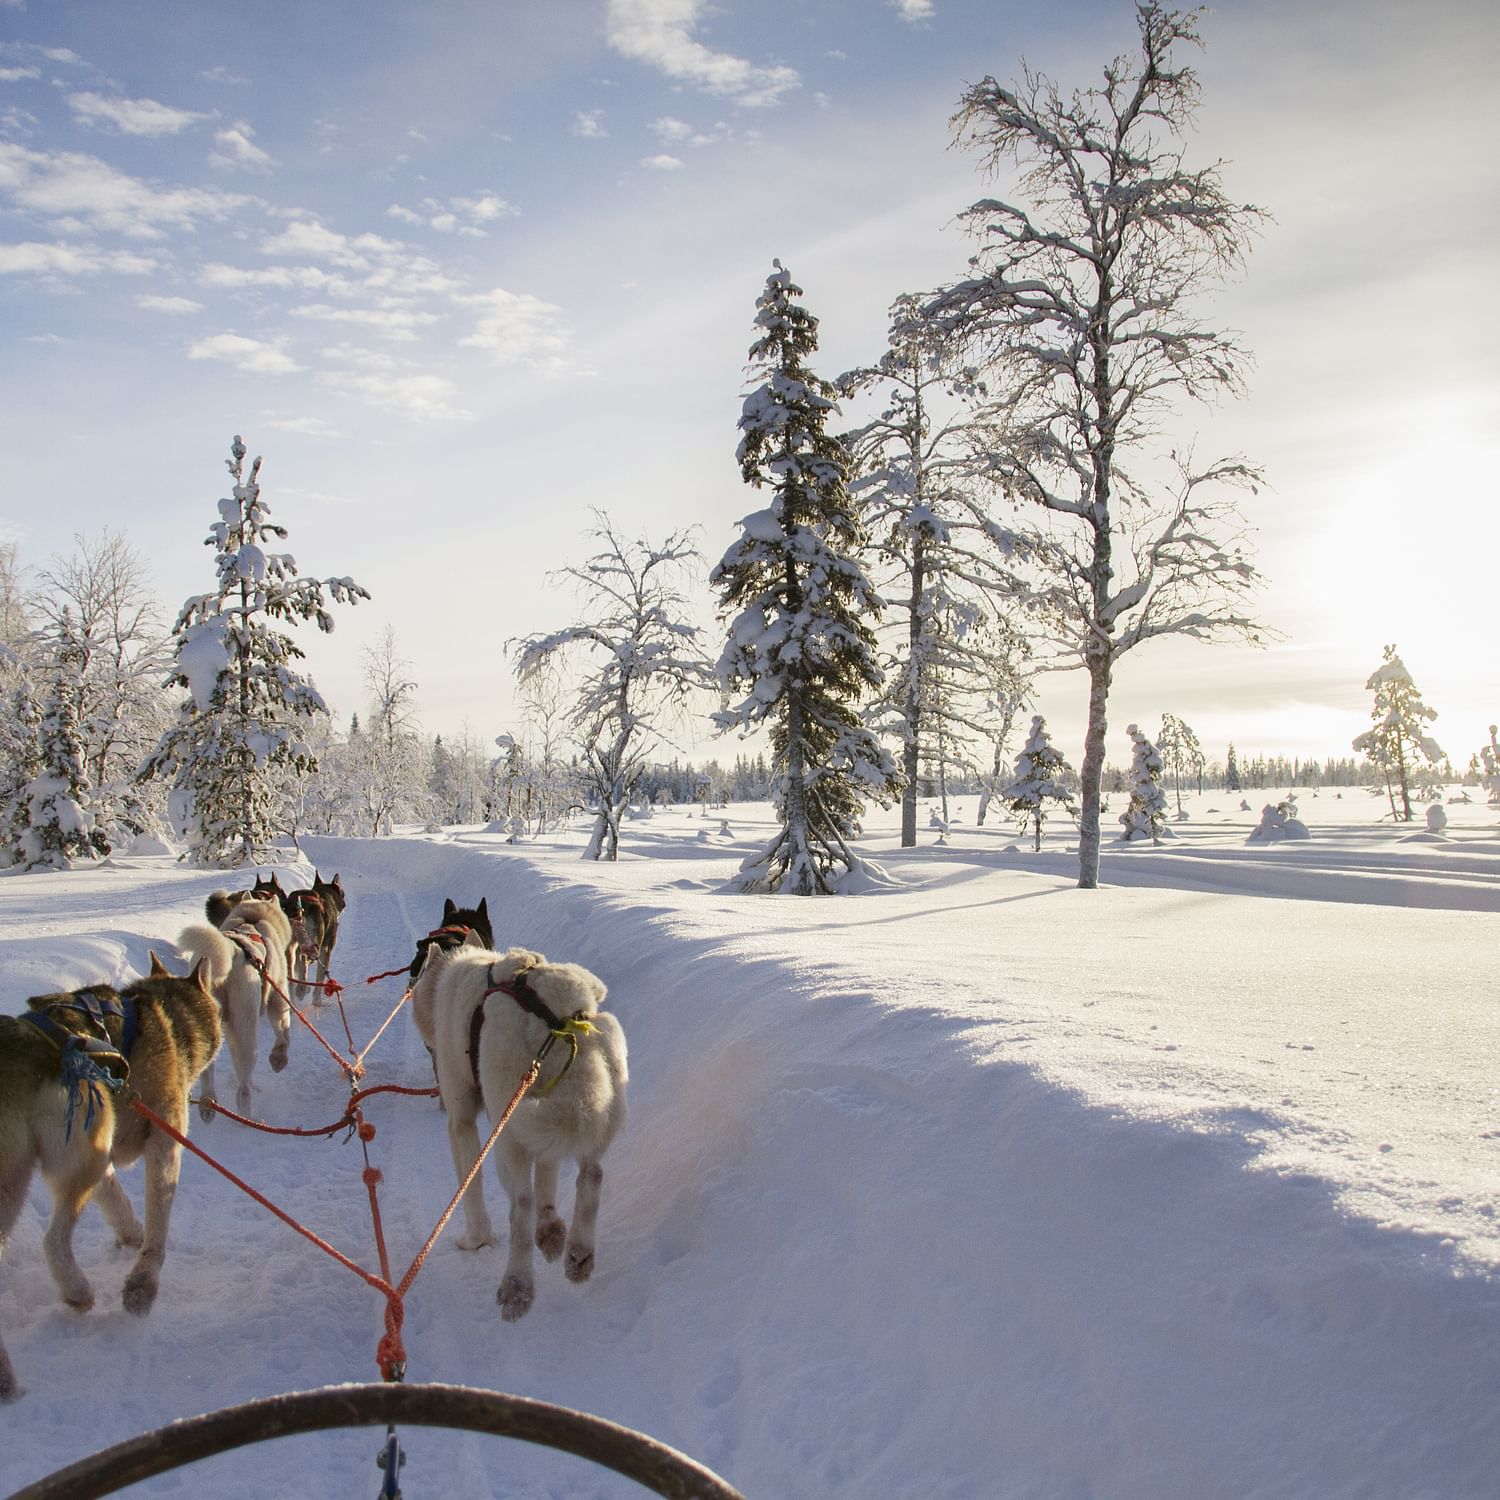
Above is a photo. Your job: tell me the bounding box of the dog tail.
[176,923,235,994]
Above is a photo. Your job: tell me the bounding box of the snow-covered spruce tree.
[1224,742,1242,793]
[1002,714,1076,851]
[1480,725,1500,806]
[23,610,109,869]
[1156,711,1204,818]
[924,4,1265,889]
[842,295,1030,848]
[714,261,900,894]
[515,511,714,861]
[1119,723,1168,843]
[0,671,42,866]
[1351,644,1442,822]
[138,436,367,866]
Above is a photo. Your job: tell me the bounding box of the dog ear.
[188,957,211,993]
[443,897,457,921]
[477,896,489,918]
[148,950,170,977]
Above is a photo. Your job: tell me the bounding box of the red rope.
[355,986,415,1067]
[191,1080,439,1138]
[134,1059,540,1382]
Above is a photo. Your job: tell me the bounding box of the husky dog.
[430,945,627,1321]
[0,955,221,1401]
[244,871,345,1005]
[177,896,292,1121]
[409,896,494,1067]
[287,872,345,1000]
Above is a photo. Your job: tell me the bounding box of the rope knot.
[363,1165,383,1187]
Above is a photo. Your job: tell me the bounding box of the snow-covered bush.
[1002,715,1076,852]
[1247,800,1310,843]
[1119,724,1170,844]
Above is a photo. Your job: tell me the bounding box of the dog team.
[0,871,628,1400]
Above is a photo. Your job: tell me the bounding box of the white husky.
[177,896,293,1120]
[430,945,628,1321]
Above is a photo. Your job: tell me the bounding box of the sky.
[2,800,1498,1494]
[1,0,1497,773]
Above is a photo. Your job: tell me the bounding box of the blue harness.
[21,988,137,1140]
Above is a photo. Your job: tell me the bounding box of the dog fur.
[430,944,627,1321]
[177,895,292,1121]
[0,955,221,1401]
[410,896,494,1068]
[288,871,345,1001]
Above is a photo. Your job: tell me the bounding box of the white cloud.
[572,109,608,139]
[384,193,515,237]
[200,261,353,294]
[200,65,250,85]
[317,367,469,421]
[187,333,302,374]
[290,302,441,341]
[641,153,683,170]
[606,0,798,108]
[892,0,934,22]
[261,220,404,268]
[263,414,340,438]
[137,293,203,313]
[0,66,40,82]
[457,286,576,373]
[211,121,274,172]
[650,116,693,142]
[67,91,209,137]
[0,240,155,275]
[0,142,249,238]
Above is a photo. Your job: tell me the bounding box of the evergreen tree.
[0,672,42,866]
[1480,725,1500,806]
[23,611,108,868]
[139,435,368,866]
[1224,743,1242,792]
[714,262,899,894]
[1351,645,1442,822]
[1119,723,1169,843]
[1001,714,1076,851]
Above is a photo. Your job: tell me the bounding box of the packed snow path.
[1,805,1498,1497]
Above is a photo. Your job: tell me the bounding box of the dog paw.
[497,1274,534,1322]
[565,1244,595,1284]
[268,1042,289,1073]
[198,1098,217,1124]
[115,1225,144,1252]
[535,1213,566,1262]
[122,1268,158,1316]
[62,1283,95,1314]
[456,1227,495,1252]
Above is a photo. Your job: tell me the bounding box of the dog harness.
[408,923,478,981]
[20,987,137,1139]
[469,967,597,1095]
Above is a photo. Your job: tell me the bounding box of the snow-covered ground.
[2,791,1498,1498]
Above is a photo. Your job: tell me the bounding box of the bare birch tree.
[925,3,1266,888]
[515,512,714,861]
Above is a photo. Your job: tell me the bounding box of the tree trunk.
[900,540,925,849]
[784,689,814,894]
[1076,652,1112,889]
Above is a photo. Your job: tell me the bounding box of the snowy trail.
[3,816,1499,1497]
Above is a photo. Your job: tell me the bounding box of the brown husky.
[0,955,221,1401]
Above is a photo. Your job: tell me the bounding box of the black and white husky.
[429,944,627,1321]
